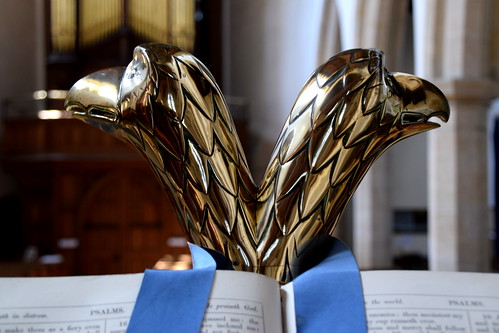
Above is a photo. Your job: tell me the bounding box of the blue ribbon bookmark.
[292,237,367,332]
[127,244,217,333]
[128,238,366,332]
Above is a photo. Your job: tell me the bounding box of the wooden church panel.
[83,228,121,251]
[44,119,134,154]
[122,252,163,273]
[2,116,195,276]
[2,119,134,155]
[81,252,123,276]
[2,119,47,155]
[128,228,164,251]
[75,169,186,275]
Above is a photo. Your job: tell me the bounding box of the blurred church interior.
[0,0,498,276]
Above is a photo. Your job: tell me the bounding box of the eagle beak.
[392,73,450,129]
[65,67,125,127]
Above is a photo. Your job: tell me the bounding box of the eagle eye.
[384,72,403,96]
[121,58,148,98]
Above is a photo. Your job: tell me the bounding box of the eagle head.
[335,48,450,152]
[283,48,451,171]
[66,43,216,162]
[66,44,255,270]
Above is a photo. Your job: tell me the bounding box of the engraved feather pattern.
[66,44,449,282]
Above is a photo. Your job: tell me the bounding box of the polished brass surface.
[66,44,449,282]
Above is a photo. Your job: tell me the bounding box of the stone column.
[336,0,409,269]
[428,81,495,271]
[414,0,497,271]
[353,157,391,269]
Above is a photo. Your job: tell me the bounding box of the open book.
[1,270,499,332]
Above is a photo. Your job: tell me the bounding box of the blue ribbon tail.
[292,236,367,332]
[126,243,217,333]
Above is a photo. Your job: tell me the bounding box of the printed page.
[362,270,499,332]
[201,270,283,333]
[0,271,282,333]
[0,273,143,332]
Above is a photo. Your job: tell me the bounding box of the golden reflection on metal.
[66,44,450,282]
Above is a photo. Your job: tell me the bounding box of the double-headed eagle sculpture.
[66,44,449,282]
